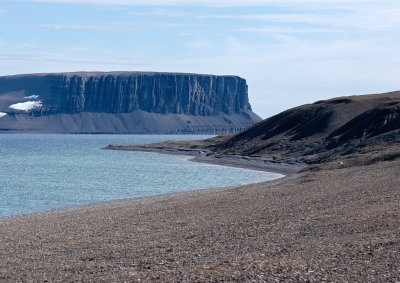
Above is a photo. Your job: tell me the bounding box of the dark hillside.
[207,91,400,167]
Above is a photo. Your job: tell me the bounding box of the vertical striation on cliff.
[0,72,260,134]
[53,73,250,115]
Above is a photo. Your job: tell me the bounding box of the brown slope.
[207,91,400,167]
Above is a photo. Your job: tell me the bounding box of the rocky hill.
[207,91,400,168]
[0,72,260,134]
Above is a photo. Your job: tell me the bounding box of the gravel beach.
[0,160,399,282]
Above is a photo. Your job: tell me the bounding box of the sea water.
[0,134,282,217]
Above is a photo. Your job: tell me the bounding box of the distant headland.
[0,72,261,134]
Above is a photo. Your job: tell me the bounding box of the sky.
[0,0,399,118]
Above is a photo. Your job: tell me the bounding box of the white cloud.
[17,0,259,5]
[128,8,186,17]
[0,52,149,67]
[17,0,397,7]
[36,23,108,30]
[36,21,203,31]
[21,0,400,33]
[26,0,398,33]
[238,27,340,34]
[197,6,400,32]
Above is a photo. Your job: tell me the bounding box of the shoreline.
[0,176,274,221]
[0,184,237,220]
[104,144,306,175]
[0,160,398,281]
[0,146,291,220]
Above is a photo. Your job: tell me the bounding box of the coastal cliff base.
[0,111,257,134]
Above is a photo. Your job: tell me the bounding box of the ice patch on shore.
[24,95,39,99]
[9,101,42,111]
[0,112,7,118]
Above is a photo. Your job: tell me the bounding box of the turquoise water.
[0,135,282,217]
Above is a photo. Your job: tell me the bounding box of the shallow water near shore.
[0,134,282,217]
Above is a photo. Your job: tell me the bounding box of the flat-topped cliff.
[0,72,260,133]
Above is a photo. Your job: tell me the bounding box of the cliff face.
[0,72,260,134]
[0,72,251,115]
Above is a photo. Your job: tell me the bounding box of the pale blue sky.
[0,0,399,118]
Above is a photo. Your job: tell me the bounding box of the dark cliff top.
[0,71,245,80]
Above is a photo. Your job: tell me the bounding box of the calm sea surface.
[0,134,282,217]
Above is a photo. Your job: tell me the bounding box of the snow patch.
[9,101,42,111]
[0,112,7,118]
[24,95,39,99]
